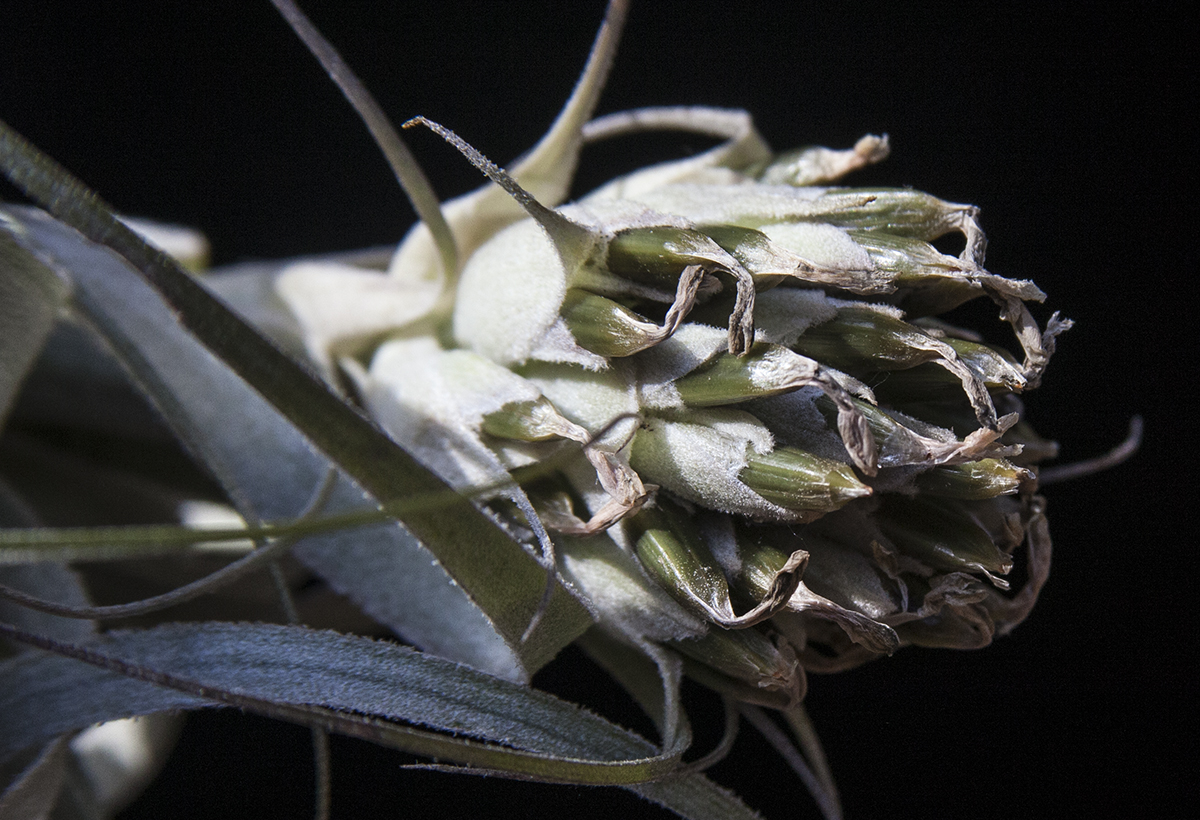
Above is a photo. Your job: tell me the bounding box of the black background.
[1,2,1189,818]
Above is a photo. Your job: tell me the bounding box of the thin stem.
[0,471,338,621]
[783,704,842,819]
[677,697,740,773]
[268,0,457,279]
[1,413,644,563]
[0,535,294,619]
[739,704,842,820]
[1039,415,1143,485]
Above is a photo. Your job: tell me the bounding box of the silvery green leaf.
[3,319,169,442]
[0,485,177,820]
[0,197,590,681]
[0,622,760,820]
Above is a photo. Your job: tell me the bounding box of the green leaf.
[0,622,761,819]
[0,122,591,679]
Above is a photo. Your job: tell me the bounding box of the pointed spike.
[402,116,596,262]
[916,459,1033,500]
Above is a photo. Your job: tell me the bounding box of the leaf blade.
[0,146,590,676]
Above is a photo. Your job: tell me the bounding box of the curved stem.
[269,0,457,278]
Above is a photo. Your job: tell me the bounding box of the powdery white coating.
[630,409,802,522]
[527,317,607,370]
[698,513,742,577]
[452,197,700,369]
[748,388,856,466]
[276,260,441,371]
[370,339,542,431]
[691,407,775,455]
[562,198,693,232]
[635,323,728,409]
[747,287,838,348]
[822,366,877,403]
[453,219,571,366]
[364,338,541,492]
[624,184,876,228]
[825,295,905,319]
[758,222,875,274]
[584,164,751,204]
[746,346,811,392]
[557,535,708,643]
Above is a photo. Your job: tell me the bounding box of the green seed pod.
[876,496,1014,588]
[669,625,805,709]
[630,499,804,627]
[793,305,1000,428]
[822,188,986,262]
[558,273,701,357]
[694,223,839,290]
[604,225,757,354]
[732,526,901,655]
[739,446,872,517]
[812,392,1016,468]
[629,410,871,523]
[916,458,1033,500]
[674,343,845,406]
[793,305,951,372]
[481,396,583,442]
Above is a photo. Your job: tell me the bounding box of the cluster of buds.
[274,4,1066,710]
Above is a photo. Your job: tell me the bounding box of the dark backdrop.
[1,2,1188,818]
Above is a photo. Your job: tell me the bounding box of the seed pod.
[669,625,805,709]
[792,304,1000,428]
[629,410,870,523]
[732,528,901,655]
[916,458,1033,500]
[605,225,757,354]
[558,266,703,358]
[739,447,872,516]
[876,496,1014,589]
[630,499,804,628]
[481,396,585,442]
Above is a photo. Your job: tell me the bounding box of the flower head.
[274,1,1065,707]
